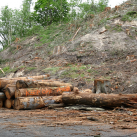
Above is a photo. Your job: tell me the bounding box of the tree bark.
[16,79,72,89]
[62,92,137,108]
[5,86,16,99]
[14,96,62,110]
[0,100,3,108]
[94,79,112,94]
[0,92,6,101]
[15,86,73,98]
[5,99,13,109]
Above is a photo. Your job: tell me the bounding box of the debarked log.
[5,99,13,109]
[0,79,17,89]
[16,79,72,89]
[62,93,137,108]
[5,86,16,99]
[15,86,73,98]
[14,96,62,110]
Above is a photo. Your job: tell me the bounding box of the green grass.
[121,11,137,22]
[43,67,61,74]
[26,67,36,71]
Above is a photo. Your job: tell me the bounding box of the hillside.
[0,0,137,94]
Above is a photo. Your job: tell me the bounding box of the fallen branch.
[71,27,81,41]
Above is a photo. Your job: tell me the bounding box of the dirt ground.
[0,107,137,137]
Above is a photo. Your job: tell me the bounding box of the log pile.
[0,76,137,110]
[0,75,73,110]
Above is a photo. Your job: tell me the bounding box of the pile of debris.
[0,75,137,110]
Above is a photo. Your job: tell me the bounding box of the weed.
[26,67,36,71]
[43,67,60,74]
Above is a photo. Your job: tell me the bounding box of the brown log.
[16,79,72,89]
[0,100,3,108]
[14,96,62,110]
[0,79,17,89]
[0,92,6,101]
[62,92,137,108]
[5,99,13,109]
[12,100,14,107]
[4,86,16,99]
[15,86,73,98]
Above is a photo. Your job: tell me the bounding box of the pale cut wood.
[14,96,62,110]
[15,86,73,98]
[62,92,137,108]
[0,79,17,89]
[16,79,72,89]
[5,86,16,99]
[5,99,13,109]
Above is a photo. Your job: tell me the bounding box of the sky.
[0,0,128,10]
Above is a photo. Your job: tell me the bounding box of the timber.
[62,92,137,108]
[5,86,16,99]
[16,79,72,89]
[0,92,6,101]
[14,96,62,110]
[0,100,3,108]
[15,86,73,98]
[0,79,17,89]
[5,99,13,108]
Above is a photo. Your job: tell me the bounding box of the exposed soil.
[0,107,137,137]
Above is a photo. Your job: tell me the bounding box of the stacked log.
[0,75,73,109]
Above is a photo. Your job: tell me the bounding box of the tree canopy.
[34,0,70,26]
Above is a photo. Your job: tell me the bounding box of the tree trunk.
[14,96,62,110]
[62,92,137,108]
[94,79,112,94]
[15,86,73,98]
[16,79,72,89]
[5,99,13,109]
[0,92,6,101]
[0,79,17,89]
[0,100,3,108]
[5,86,16,99]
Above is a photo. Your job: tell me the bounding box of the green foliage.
[26,67,36,71]
[121,11,137,22]
[43,67,60,74]
[34,0,70,26]
[0,6,13,46]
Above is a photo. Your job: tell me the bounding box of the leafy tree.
[0,6,13,46]
[34,0,70,26]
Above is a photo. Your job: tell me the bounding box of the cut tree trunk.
[14,96,62,110]
[0,79,17,89]
[0,92,6,101]
[5,86,16,99]
[15,86,73,98]
[94,79,112,94]
[16,80,72,89]
[5,99,13,109]
[0,100,3,108]
[62,92,137,108]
